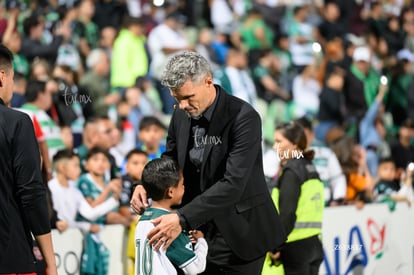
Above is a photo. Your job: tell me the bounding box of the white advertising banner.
[51,225,126,275]
[51,203,414,275]
[321,203,414,275]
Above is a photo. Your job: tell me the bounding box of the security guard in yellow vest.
[265,121,324,275]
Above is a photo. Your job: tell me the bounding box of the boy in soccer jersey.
[135,158,208,275]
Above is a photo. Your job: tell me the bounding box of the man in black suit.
[0,45,57,274]
[131,51,285,274]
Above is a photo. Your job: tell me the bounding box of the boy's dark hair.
[25,80,47,102]
[53,149,78,163]
[86,146,111,161]
[0,44,14,73]
[126,148,148,161]
[139,116,166,131]
[378,157,395,166]
[142,158,181,201]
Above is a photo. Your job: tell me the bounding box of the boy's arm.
[78,194,119,221]
[181,238,208,275]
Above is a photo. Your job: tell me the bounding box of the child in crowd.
[77,146,130,226]
[48,149,119,233]
[137,116,166,160]
[372,158,413,210]
[119,149,148,219]
[121,149,148,275]
[135,158,208,275]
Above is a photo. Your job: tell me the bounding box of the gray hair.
[86,48,106,69]
[160,51,212,90]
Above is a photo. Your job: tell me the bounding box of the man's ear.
[0,70,4,87]
[205,76,213,86]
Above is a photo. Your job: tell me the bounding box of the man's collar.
[0,97,4,106]
[201,88,219,122]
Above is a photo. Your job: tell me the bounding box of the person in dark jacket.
[20,14,67,65]
[269,121,324,275]
[316,68,346,143]
[131,51,285,275]
[0,45,57,274]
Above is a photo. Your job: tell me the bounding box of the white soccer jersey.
[135,207,207,275]
[310,141,347,203]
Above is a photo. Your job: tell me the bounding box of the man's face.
[96,52,110,76]
[95,119,116,149]
[355,60,370,75]
[170,76,215,118]
[32,22,44,40]
[0,67,14,105]
[39,85,54,111]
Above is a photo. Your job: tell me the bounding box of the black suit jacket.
[0,98,50,272]
[163,85,286,261]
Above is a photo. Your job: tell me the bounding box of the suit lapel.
[200,88,231,189]
[177,114,191,169]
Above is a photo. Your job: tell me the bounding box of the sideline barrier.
[51,203,414,275]
[321,202,414,275]
[52,225,127,275]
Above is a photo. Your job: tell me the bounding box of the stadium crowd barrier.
[52,202,414,275]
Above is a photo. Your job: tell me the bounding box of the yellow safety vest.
[272,177,324,243]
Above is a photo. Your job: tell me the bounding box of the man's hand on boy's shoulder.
[130,184,149,214]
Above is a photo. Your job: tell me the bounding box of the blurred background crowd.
[2,0,414,260]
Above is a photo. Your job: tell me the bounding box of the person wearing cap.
[110,15,148,91]
[343,46,381,137]
[147,10,193,115]
[387,48,414,127]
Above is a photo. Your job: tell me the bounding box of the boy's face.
[378,162,396,181]
[65,156,81,181]
[85,153,110,177]
[139,125,165,150]
[126,153,147,181]
[169,175,185,206]
[57,157,81,181]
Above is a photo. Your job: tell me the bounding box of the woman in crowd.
[268,121,324,275]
